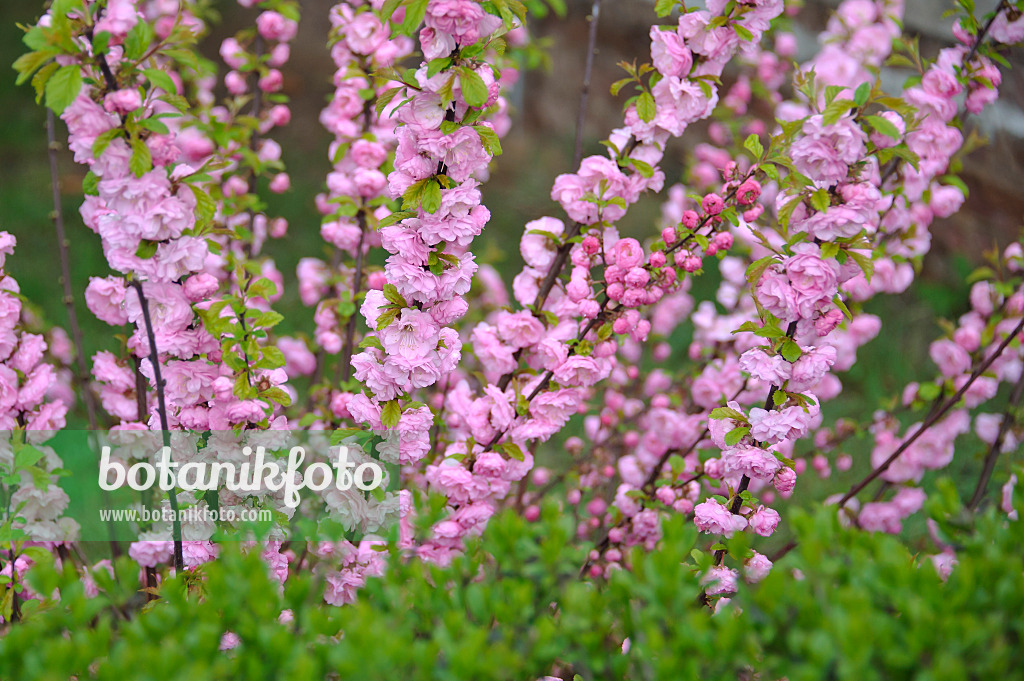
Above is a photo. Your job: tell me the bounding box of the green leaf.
[426,57,451,78]
[499,442,525,461]
[746,255,776,286]
[82,171,99,196]
[654,0,676,17]
[780,339,802,363]
[636,91,656,123]
[260,386,291,407]
[374,86,402,119]
[743,133,764,160]
[810,188,831,213]
[142,68,176,95]
[610,77,633,96]
[14,446,45,471]
[137,118,170,135]
[259,346,286,369]
[383,283,406,307]
[44,64,82,114]
[381,400,402,428]
[30,61,59,104]
[92,128,122,158]
[733,24,754,41]
[724,427,750,447]
[474,124,502,156]
[359,336,384,352]
[376,308,398,331]
[422,178,442,213]
[853,81,871,108]
[710,407,747,423]
[848,249,874,281]
[459,68,489,108]
[630,158,654,178]
[397,0,428,34]
[821,98,855,126]
[135,240,159,259]
[129,137,152,177]
[122,17,154,61]
[866,114,901,140]
[191,186,216,225]
[13,49,54,86]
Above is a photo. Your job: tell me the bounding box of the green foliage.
[3,498,1024,680]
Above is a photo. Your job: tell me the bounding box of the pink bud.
[702,193,724,215]
[258,69,283,93]
[225,70,247,95]
[681,210,699,229]
[269,104,291,127]
[103,89,142,114]
[650,251,666,268]
[269,173,291,193]
[662,227,677,244]
[713,232,734,250]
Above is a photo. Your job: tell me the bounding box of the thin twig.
[572,0,602,170]
[340,209,368,383]
[130,280,184,572]
[838,315,1024,508]
[47,110,100,431]
[968,367,1024,510]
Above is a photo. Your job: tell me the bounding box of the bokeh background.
[1,0,1022,451]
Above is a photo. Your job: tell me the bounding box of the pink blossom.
[790,114,867,186]
[721,445,782,481]
[748,505,781,536]
[694,498,748,536]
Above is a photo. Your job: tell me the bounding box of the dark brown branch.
[838,315,1024,508]
[130,280,184,572]
[968,366,1024,510]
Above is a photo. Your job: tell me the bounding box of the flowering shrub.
[3,0,1024,675]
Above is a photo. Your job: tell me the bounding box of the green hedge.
[2,494,1023,681]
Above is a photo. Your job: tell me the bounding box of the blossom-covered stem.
[714,320,798,567]
[968,368,1024,510]
[129,280,183,572]
[966,0,1009,64]
[572,0,602,170]
[339,210,368,384]
[484,310,611,452]
[839,315,1024,507]
[46,110,99,432]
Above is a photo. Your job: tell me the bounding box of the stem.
[838,315,1024,508]
[8,546,19,624]
[47,110,122,559]
[713,320,797,567]
[340,209,368,383]
[968,367,1024,510]
[965,0,1007,66]
[129,280,184,572]
[47,110,100,432]
[572,0,602,170]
